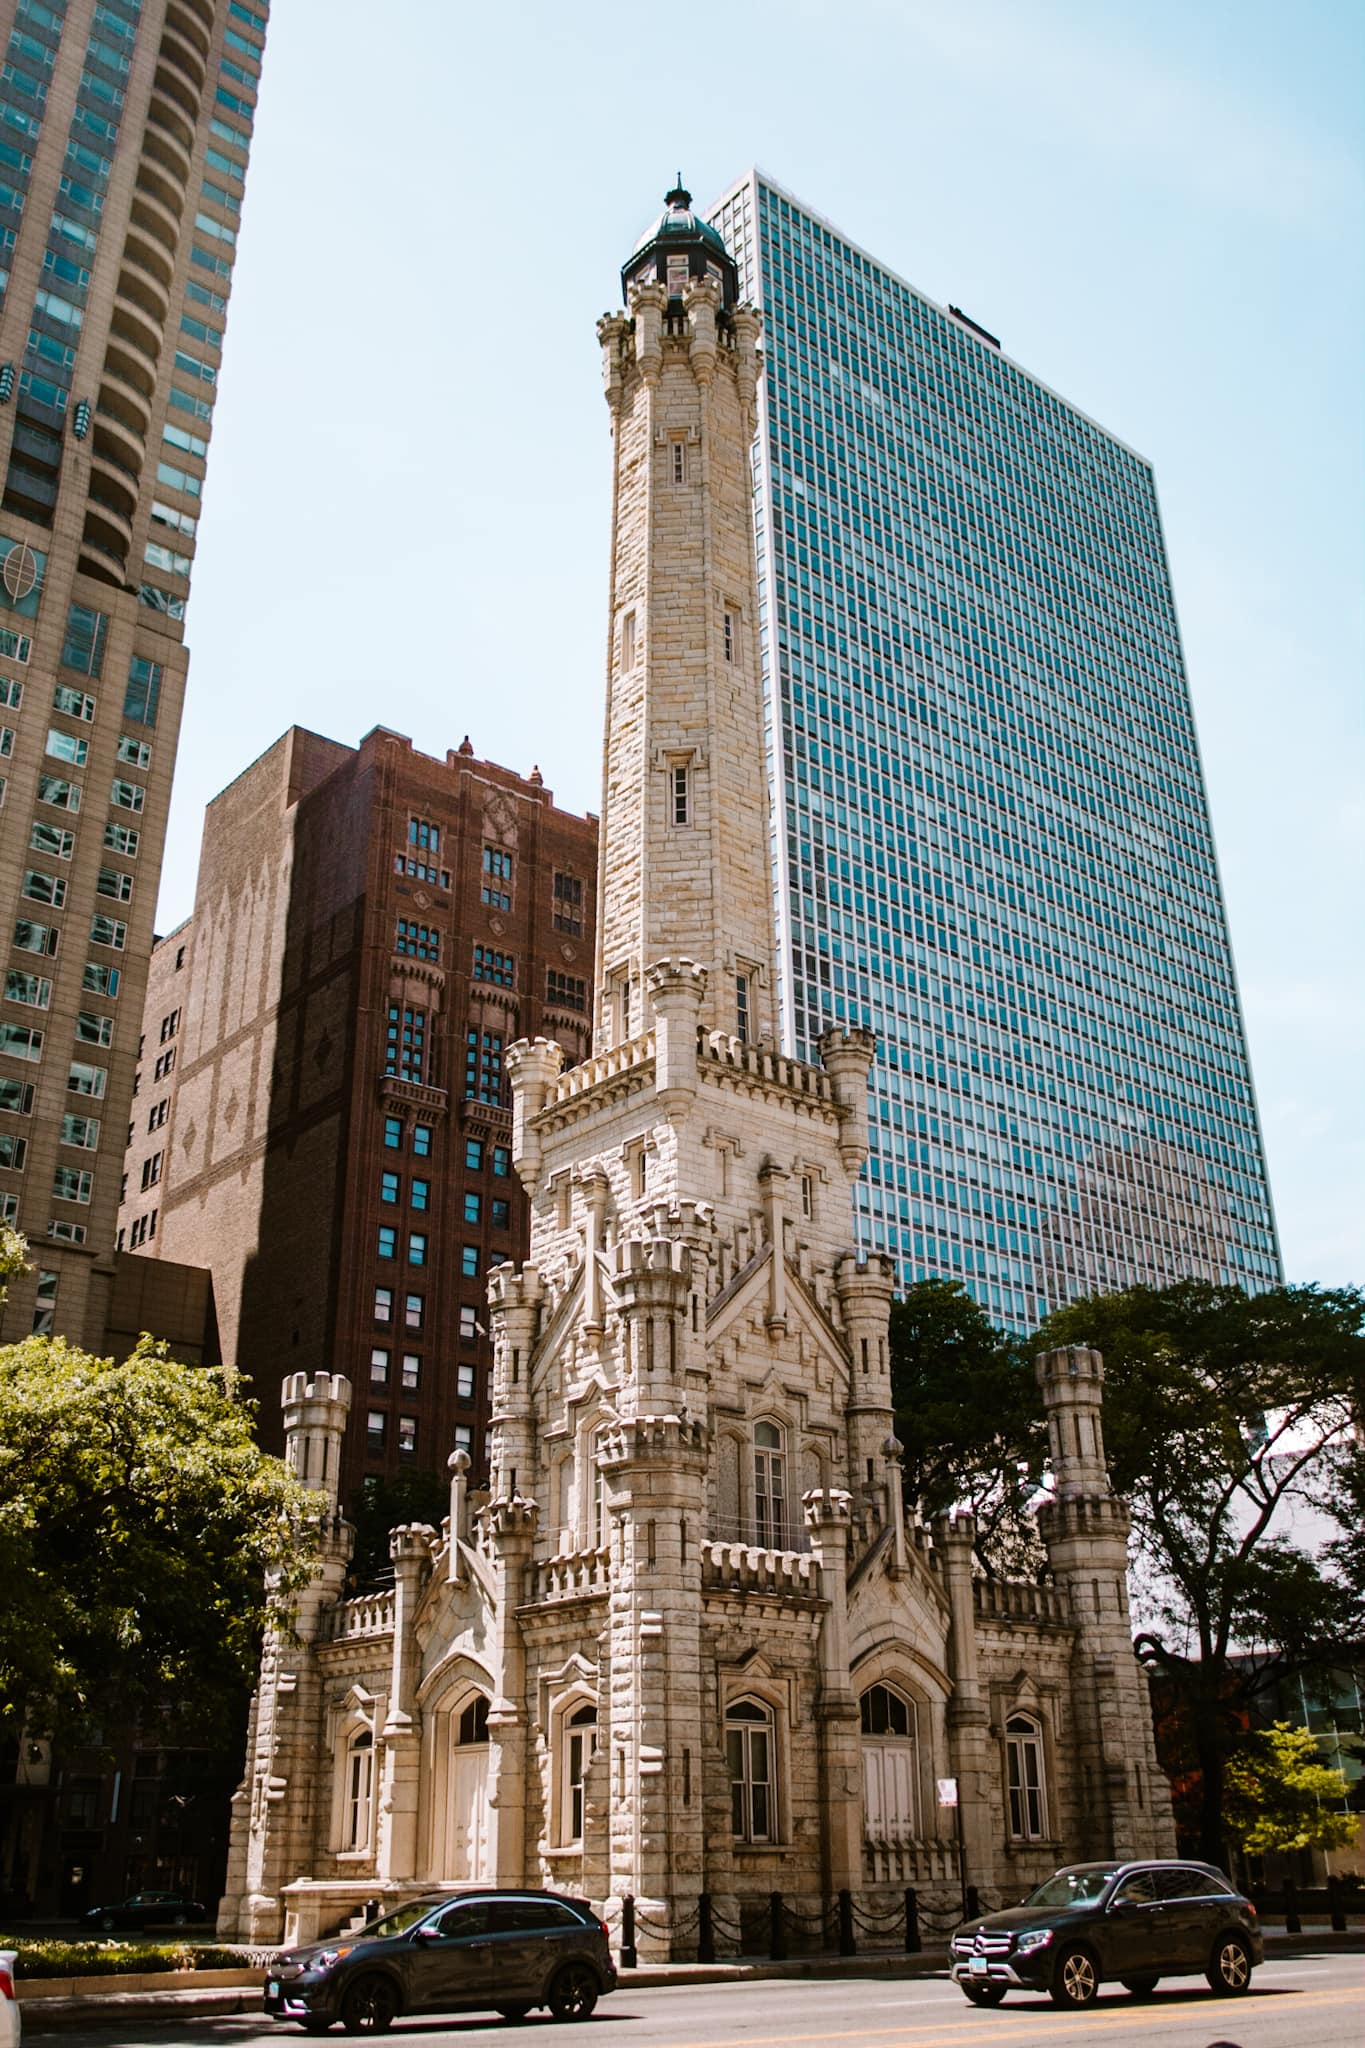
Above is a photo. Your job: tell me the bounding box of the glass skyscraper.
[0,0,268,1348]
[711,172,1280,1330]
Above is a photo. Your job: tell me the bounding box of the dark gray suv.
[949,1859,1263,2009]
[263,1890,617,2034]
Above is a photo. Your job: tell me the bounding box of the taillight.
[598,1920,610,1943]
[1246,1901,1257,1917]
[0,1966,14,2000]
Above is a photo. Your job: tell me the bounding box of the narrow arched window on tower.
[753,1420,786,1548]
[672,764,689,825]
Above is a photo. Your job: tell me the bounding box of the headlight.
[1015,1929,1054,1954]
[314,1946,353,1968]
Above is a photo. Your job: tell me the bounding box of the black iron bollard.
[837,1888,856,1957]
[904,1887,921,1954]
[698,1890,715,1964]
[621,1893,638,1969]
[966,1884,980,1920]
[1282,1876,1301,1934]
[769,1890,787,1961]
[1329,1874,1346,1932]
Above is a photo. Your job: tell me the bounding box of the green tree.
[0,1319,323,1746]
[1223,1722,1357,1858]
[888,1280,1047,1575]
[1032,1280,1365,1864]
[347,1468,451,1586]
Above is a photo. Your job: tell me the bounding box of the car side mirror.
[412,1925,442,1942]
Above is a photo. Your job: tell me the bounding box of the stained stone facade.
[220,188,1172,1954]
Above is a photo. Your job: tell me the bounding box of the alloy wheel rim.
[1064,1953,1095,1999]
[1221,1944,1248,1987]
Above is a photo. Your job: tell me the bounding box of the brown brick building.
[119,723,596,1505]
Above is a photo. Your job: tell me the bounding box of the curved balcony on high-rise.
[165,1,212,60]
[158,25,208,95]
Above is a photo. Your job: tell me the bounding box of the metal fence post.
[697,1890,714,1964]
[769,1890,787,1961]
[1329,1874,1346,1932]
[904,1886,920,1954]
[837,1888,855,1957]
[621,1893,637,1968]
[1282,1876,1301,1934]
[965,1884,980,1920]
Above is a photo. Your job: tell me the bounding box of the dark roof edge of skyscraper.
[709,167,1156,472]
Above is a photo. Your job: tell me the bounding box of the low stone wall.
[16,1965,261,2002]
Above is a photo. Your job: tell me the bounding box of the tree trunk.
[1193,1691,1227,1867]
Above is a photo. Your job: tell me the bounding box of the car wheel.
[1120,1975,1159,1997]
[98,1914,117,1932]
[547,1963,599,2022]
[171,1913,188,1927]
[1050,1944,1100,2009]
[1207,1933,1253,1995]
[962,1982,1007,2006]
[497,2005,533,2023]
[339,1974,399,2033]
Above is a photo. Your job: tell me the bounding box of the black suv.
[949,1860,1262,2009]
[263,1890,617,2034]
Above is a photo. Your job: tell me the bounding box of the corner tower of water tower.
[594,181,775,1051]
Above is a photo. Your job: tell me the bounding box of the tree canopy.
[0,1313,323,1745]
[1033,1278,1365,1861]
[1222,1722,1357,1858]
[888,1279,1046,1575]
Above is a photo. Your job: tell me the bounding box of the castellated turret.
[281,1369,352,1506]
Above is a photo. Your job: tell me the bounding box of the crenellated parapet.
[281,1370,352,1507]
[598,1409,708,1472]
[506,1037,566,1191]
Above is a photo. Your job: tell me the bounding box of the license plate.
[970,1956,988,1976]
[266,1981,279,1998]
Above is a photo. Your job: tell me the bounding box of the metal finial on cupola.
[665,176,692,209]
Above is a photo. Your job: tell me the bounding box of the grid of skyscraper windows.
[712,175,1280,1331]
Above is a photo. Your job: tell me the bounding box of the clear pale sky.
[161,0,1363,1289]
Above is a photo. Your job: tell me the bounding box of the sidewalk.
[18,1927,1363,2035]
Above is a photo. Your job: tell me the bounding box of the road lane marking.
[640,1983,1363,2048]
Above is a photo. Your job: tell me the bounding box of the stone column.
[935,1512,994,1896]
[221,1372,354,1942]
[505,1037,565,1193]
[1035,1347,1172,1859]
[482,1494,538,1885]
[486,1261,542,1500]
[376,1524,432,1883]
[835,1253,896,1506]
[645,958,706,1122]
[804,1489,862,1894]
[818,1027,878,1177]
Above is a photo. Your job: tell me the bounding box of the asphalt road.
[42,1949,1365,2048]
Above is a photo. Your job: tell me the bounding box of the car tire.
[547,1963,600,2022]
[98,1914,117,1932]
[1120,1975,1159,1997]
[171,1913,188,1927]
[339,1973,400,2033]
[962,1982,1007,2006]
[1050,1944,1100,2008]
[497,2005,533,2023]
[1206,1932,1253,1995]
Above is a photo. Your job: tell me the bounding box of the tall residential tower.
[0,0,267,1346]
[711,173,1280,1329]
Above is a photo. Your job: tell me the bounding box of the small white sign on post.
[937,1776,959,1808]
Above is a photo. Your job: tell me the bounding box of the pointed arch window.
[344,1728,373,1851]
[559,1701,597,1845]
[726,1697,775,1843]
[457,1694,489,1747]
[1006,1713,1046,1840]
[859,1683,917,1841]
[753,1420,786,1549]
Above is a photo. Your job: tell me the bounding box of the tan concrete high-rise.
[0,0,268,1347]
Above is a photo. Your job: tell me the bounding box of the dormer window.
[666,253,688,295]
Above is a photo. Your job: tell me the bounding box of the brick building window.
[473,945,514,986]
[491,1198,510,1231]
[396,919,439,961]
[464,1029,503,1104]
[401,1353,420,1391]
[546,970,586,1012]
[459,1305,478,1343]
[410,1177,429,1210]
[380,1171,399,1202]
[464,1191,481,1225]
[377,1226,396,1259]
[159,1008,180,1040]
[413,1123,432,1157]
[370,1348,389,1385]
[367,1411,386,1453]
[383,1116,401,1148]
[465,1137,483,1171]
[404,1292,423,1331]
[398,1417,417,1455]
[153,1048,175,1080]
[462,1245,479,1279]
[492,1144,510,1177]
[481,846,512,910]
[409,817,439,853]
[386,1004,426,1082]
[456,1362,476,1401]
[408,1231,427,1266]
[553,871,583,935]
[374,1286,393,1323]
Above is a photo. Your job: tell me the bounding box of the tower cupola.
[622,178,739,309]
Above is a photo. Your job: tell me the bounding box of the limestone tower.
[593,183,775,1050]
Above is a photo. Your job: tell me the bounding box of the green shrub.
[0,1939,260,1978]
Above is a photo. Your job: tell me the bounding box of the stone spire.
[593,184,774,1051]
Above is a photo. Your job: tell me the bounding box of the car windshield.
[360,1901,440,1940]
[1025,1868,1120,1908]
